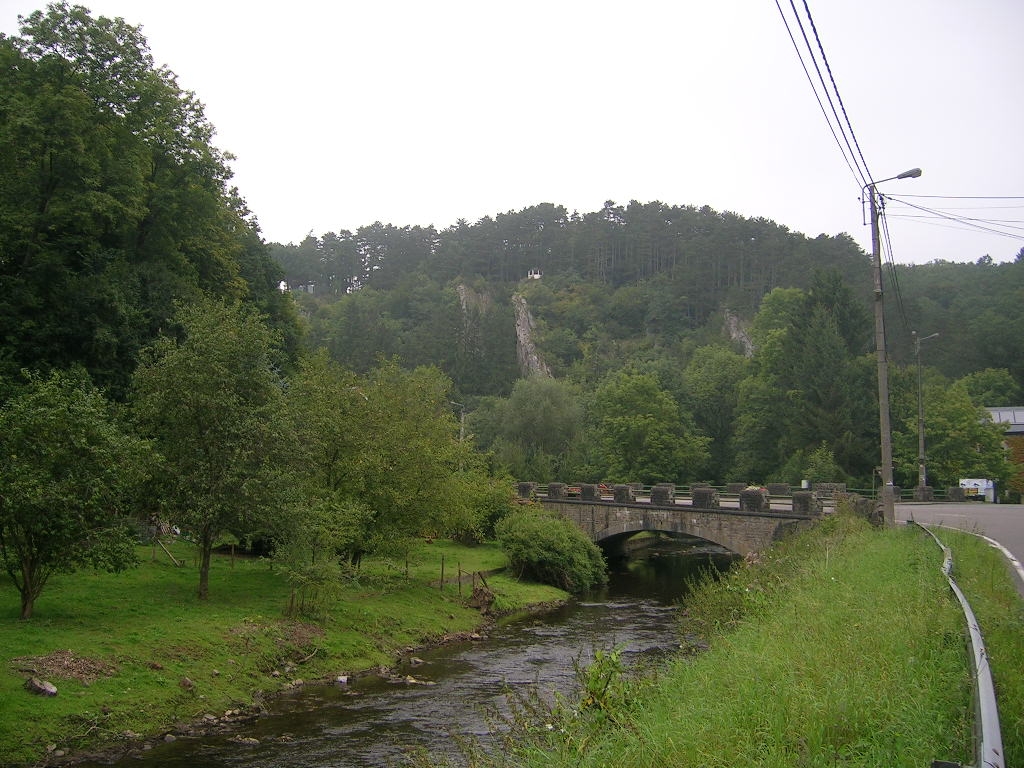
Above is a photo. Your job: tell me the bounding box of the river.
[80,542,734,767]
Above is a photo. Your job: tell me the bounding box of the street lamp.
[913,331,939,496]
[864,167,922,526]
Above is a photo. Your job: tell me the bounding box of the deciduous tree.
[0,370,150,618]
[130,299,288,600]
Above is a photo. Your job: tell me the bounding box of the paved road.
[896,501,1024,597]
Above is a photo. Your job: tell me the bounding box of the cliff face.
[511,293,552,378]
[724,310,754,358]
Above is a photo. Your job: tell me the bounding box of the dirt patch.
[277,620,325,649]
[10,649,116,684]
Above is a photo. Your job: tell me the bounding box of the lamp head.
[896,167,922,179]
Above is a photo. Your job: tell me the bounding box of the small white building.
[527,268,543,280]
[959,478,996,503]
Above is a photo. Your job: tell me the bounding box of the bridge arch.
[540,499,815,557]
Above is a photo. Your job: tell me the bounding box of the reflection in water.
[78,539,734,768]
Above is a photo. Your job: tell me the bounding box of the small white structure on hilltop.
[527,268,543,280]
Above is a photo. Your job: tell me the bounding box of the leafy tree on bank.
[682,345,749,483]
[731,277,875,484]
[495,508,607,593]
[471,376,585,482]
[275,351,374,610]
[130,299,289,600]
[350,360,481,554]
[589,370,709,484]
[0,370,150,618]
[0,3,300,397]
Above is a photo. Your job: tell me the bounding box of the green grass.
[0,538,566,766]
[494,513,1024,768]
[930,527,1024,767]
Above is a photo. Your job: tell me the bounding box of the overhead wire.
[885,197,1024,241]
[773,0,868,190]
[878,196,912,334]
[775,0,918,335]
[799,0,874,187]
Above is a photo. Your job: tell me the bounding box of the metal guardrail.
[914,523,1004,768]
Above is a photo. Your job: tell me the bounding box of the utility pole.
[864,167,921,527]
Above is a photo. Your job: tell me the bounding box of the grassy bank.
[492,514,1024,768]
[0,538,565,766]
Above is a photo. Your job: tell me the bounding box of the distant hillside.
[269,201,877,392]
[268,203,1022,489]
[269,200,1022,395]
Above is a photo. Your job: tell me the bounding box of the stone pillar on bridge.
[767,483,791,497]
[791,490,822,515]
[739,487,770,513]
[692,486,720,509]
[580,484,600,501]
[651,483,675,505]
[516,482,537,499]
[613,484,635,503]
[548,482,567,499]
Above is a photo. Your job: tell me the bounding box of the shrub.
[495,509,607,593]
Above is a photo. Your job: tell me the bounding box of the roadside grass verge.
[494,513,1020,768]
[927,526,1024,766]
[0,538,565,766]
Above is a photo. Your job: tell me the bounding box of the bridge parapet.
[517,481,825,556]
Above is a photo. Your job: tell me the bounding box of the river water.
[83,543,733,767]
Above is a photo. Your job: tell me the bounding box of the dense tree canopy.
[0,3,300,398]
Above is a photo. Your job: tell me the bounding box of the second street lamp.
[864,167,922,526]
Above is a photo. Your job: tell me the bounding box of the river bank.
[0,539,566,767]
[475,515,1024,768]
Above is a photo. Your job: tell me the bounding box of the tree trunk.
[20,591,34,620]
[18,560,40,619]
[197,529,213,600]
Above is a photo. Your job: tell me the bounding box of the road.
[896,501,1024,597]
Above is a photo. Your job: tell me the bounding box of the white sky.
[3,0,1023,264]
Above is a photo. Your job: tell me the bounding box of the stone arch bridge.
[520,482,826,557]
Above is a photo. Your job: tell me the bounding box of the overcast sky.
[3,1,1023,264]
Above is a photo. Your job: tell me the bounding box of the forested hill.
[268,202,1024,398]
[269,201,871,393]
[271,201,870,314]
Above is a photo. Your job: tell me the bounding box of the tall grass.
[930,527,1024,766]
[495,514,993,767]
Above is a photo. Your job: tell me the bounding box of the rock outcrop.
[512,293,552,378]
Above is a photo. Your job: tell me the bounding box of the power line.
[889,194,1024,200]
[799,0,874,186]
[885,197,1024,241]
[878,198,912,334]
[773,0,867,189]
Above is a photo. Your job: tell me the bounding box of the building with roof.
[986,407,1024,436]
